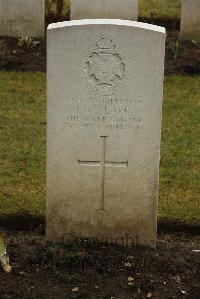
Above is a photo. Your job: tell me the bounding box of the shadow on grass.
[0,214,199,235]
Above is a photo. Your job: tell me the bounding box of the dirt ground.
[0,16,199,74]
[0,231,199,299]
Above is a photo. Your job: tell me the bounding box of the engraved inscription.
[81,37,128,96]
[78,136,128,212]
[64,96,144,132]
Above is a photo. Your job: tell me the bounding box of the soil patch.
[165,31,200,75]
[0,15,200,74]
[0,231,199,298]
[0,37,46,72]
[139,16,180,30]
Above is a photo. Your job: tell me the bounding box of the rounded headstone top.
[48,19,166,34]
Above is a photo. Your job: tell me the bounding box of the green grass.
[0,72,199,225]
[160,75,200,224]
[0,72,46,217]
[139,0,181,19]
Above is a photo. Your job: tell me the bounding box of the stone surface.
[0,0,45,38]
[70,0,138,20]
[180,0,200,41]
[47,20,166,247]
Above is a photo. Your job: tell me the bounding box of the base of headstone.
[70,0,138,21]
[180,0,200,41]
[0,0,45,38]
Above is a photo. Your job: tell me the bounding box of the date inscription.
[64,97,144,132]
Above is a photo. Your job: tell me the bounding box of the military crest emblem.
[81,37,128,96]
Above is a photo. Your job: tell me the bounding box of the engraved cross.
[78,136,128,212]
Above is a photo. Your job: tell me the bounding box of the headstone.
[47,20,166,248]
[0,0,45,38]
[70,0,138,21]
[180,0,200,41]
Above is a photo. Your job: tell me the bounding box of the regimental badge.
[81,37,128,96]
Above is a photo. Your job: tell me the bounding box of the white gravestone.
[70,0,138,21]
[180,0,200,41]
[47,20,166,248]
[0,0,45,38]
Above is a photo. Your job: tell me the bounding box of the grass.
[139,0,181,19]
[0,72,199,225]
[160,75,200,224]
[48,0,181,19]
[0,72,46,217]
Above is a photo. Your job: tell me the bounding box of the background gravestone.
[70,0,138,20]
[180,0,200,41]
[47,20,166,248]
[0,0,45,38]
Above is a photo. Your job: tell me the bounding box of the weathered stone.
[180,0,200,41]
[70,0,138,20]
[47,20,166,248]
[0,0,45,38]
